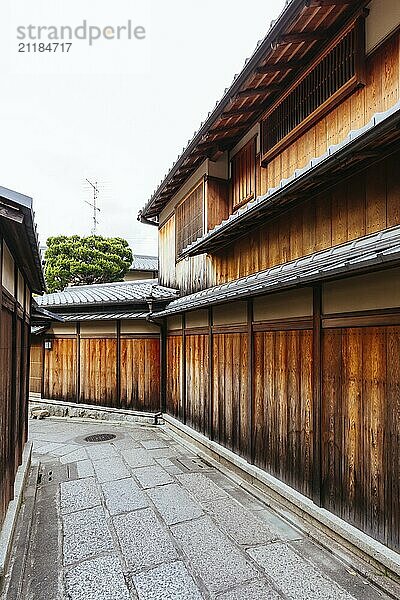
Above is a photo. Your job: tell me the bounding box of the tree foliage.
[44,235,133,293]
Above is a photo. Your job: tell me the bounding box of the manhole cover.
[84,433,116,443]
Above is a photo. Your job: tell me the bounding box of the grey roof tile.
[37,280,178,308]
[131,255,158,271]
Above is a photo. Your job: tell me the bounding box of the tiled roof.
[37,280,178,308]
[60,311,151,321]
[180,101,400,257]
[131,255,158,272]
[153,225,400,317]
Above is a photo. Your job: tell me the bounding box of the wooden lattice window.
[175,182,204,256]
[231,138,256,209]
[261,19,365,162]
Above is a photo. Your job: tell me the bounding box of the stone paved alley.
[1,418,399,600]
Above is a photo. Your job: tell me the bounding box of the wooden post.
[76,322,81,404]
[182,313,187,425]
[160,319,167,414]
[208,307,213,441]
[312,285,323,507]
[247,298,254,464]
[116,320,121,407]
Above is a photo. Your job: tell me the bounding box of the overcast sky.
[0,0,285,255]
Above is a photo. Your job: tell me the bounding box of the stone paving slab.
[113,508,178,571]
[172,515,259,594]
[217,579,283,599]
[102,478,148,516]
[60,448,88,464]
[62,506,114,566]
[203,497,278,546]
[247,543,356,600]
[177,473,230,503]
[122,447,156,468]
[134,465,175,489]
[92,457,131,483]
[5,418,395,600]
[60,477,100,514]
[148,483,204,525]
[76,459,95,479]
[132,561,203,600]
[65,554,131,600]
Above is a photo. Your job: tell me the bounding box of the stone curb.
[0,442,33,581]
[29,397,162,426]
[163,413,400,582]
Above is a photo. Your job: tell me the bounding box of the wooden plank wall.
[120,338,160,412]
[165,297,400,552]
[253,330,313,497]
[0,245,31,531]
[212,152,400,285]
[44,338,77,402]
[322,325,400,551]
[35,326,161,413]
[29,340,43,394]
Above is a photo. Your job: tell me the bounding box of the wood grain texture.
[166,334,183,420]
[120,338,160,412]
[29,340,43,394]
[322,326,400,551]
[44,338,77,402]
[185,334,209,434]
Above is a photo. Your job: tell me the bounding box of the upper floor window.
[175,181,204,256]
[261,18,365,163]
[231,138,256,209]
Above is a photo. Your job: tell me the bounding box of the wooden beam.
[273,31,327,46]
[306,0,352,6]
[222,104,264,118]
[0,201,24,224]
[237,85,280,98]
[256,60,305,74]
[312,285,322,507]
[208,122,248,135]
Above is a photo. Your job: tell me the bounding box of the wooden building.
[138,0,400,555]
[0,186,45,534]
[30,280,177,413]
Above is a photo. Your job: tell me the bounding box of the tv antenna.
[85,178,100,235]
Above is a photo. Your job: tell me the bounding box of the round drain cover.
[84,433,116,443]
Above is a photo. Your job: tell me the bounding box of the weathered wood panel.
[185,334,209,435]
[166,335,183,420]
[43,338,77,402]
[29,340,43,394]
[120,338,160,412]
[159,215,176,289]
[213,151,400,285]
[0,307,13,527]
[212,333,249,458]
[206,177,229,232]
[253,329,313,497]
[79,338,117,406]
[322,326,400,551]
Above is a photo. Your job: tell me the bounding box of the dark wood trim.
[247,299,254,464]
[40,337,45,399]
[184,326,209,336]
[79,334,118,340]
[322,311,400,329]
[1,288,15,312]
[166,330,183,337]
[76,322,81,404]
[212,324,248,334]
[208,307,214,442]
[253,317,313,331]
[182,313,187,426]
[116,320,121,405]
[312,285,322,507]
[120,333,160,339]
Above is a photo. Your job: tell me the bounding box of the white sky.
[0,0,285,255]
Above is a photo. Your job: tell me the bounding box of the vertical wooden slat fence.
[165,296,400,552]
